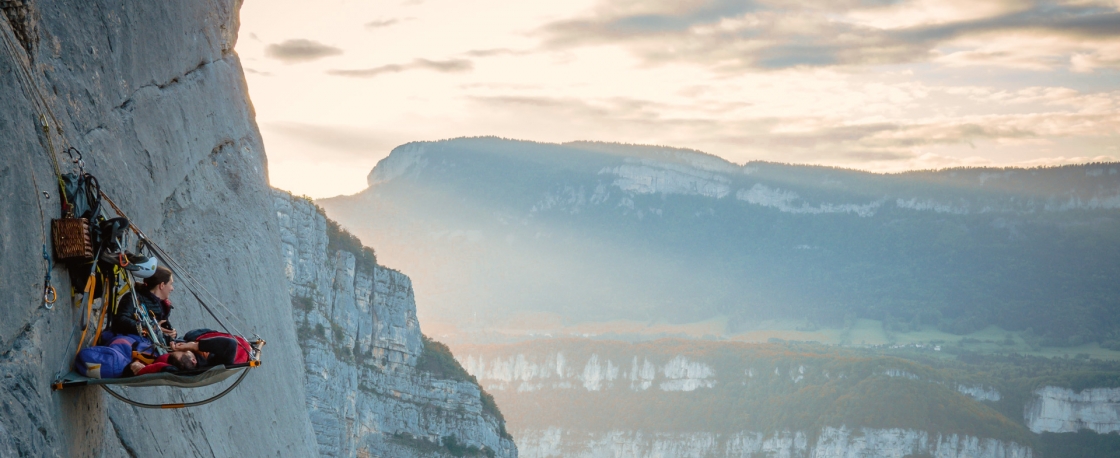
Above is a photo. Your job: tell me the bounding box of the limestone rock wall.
[1025,386,1120,434]
[0,0,318,456]
[516,427,1033,458]
[274,191,518,458]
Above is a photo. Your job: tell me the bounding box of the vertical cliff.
[0,0,319,456]
[1026,386,1120,434]
[274,191,517,458]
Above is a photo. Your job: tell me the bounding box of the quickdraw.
[41,245,57,309]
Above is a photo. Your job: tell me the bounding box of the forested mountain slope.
[320,137,1120,345]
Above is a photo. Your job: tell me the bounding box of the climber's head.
[167,350,197,371]
[142,266,174,300]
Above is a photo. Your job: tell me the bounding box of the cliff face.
[516,427,1032,458]
[456,340,1036,458]
[274,191,517,458]
[1025,386,1120,434]
[0,0,318,456]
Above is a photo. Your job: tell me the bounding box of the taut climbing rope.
[99,192,256,354]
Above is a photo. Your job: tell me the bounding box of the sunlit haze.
[238,0,1120,198]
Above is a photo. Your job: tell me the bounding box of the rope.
[90,269,116,347]
[23,142,57,309]
[0,15,65,135]
[53,322,83,381]
[98,367,251,409]
[1,17,70,211]
[72,229,111,361]
[41,117,69,215]
[73,269,98,359]
[99,192,253,334]
[123,271,169,355]
[146,241,249,336]
[98,191,255,355]
[147,245,254,357]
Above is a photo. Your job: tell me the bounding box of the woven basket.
[51,218,93,261]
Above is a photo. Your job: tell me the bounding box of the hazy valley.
[314,137,1120,457]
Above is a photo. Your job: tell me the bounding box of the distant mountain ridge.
[320,137,1120,346]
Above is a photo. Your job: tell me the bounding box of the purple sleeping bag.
[74,334,152,379]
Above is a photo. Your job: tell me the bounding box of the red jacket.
[192,331,251,365]
[151,329,251,371]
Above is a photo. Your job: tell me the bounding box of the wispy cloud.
[365,17,414,29]
[537,1,1120,71]
[463,48,531,58]
[265,39,343,63]
[366,19,399,28]
[468,85,1120,168]
[328,58,474,78]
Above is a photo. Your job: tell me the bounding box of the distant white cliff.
[461,353,716,393]
[600,161,732,199]
[959,385,1002,402]
[737,184,882,217]
[1025,386,1120,434]
[516,427,1032,458]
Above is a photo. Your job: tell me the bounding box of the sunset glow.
[238,0,1120,197]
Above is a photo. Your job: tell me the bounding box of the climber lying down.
[74,329,252,379]
[162,329,252,371]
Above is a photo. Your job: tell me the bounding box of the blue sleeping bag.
[74,334,153,379]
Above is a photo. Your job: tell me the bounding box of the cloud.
[366,18,414,29]
[465,85,1120,170]
[265,39,343,63]
[366,19,399,28]
[463,48,531,58]
[1070,47,1120,73]
[840,150,917,161]
[535,0,1120,71]
[328,58,473,78]
[876,152,1120,172]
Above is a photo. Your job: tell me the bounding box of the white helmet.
[128,255,159,279]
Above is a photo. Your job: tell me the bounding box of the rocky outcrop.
[516,427,1033,458]
[1025,386,1120,434]
[274,191,517,458]
[0,1,319,456]
[959,384,1002,402]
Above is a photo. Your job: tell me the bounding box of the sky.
[237,0,1120,198]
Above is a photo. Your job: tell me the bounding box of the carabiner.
[65,147,83,163]
[41,245,55,309]
[43,285,57,308]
